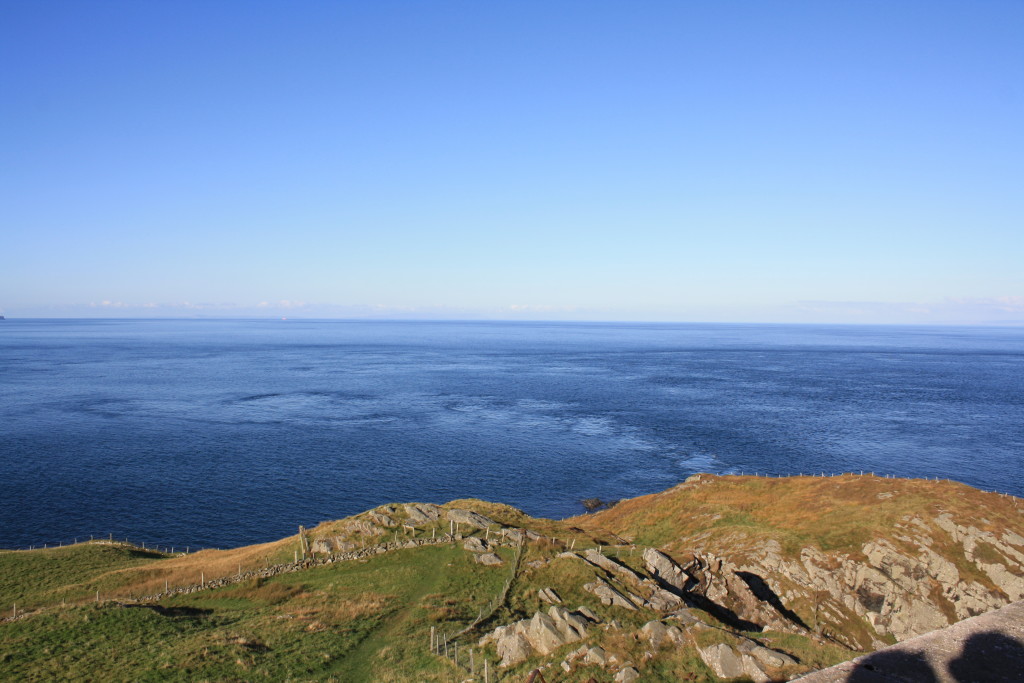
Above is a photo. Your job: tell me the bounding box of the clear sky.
[2,1,1022,323]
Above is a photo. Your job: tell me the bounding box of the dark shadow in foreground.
[845,629,1024,682]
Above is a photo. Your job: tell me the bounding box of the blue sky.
[2,1,1022,323]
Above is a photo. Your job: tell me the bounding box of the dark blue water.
[2,319,1022,549]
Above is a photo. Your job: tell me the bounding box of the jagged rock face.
[480,606,595,666]
[680,510,1024,647]
[446,509,496,530]
[643,547,692,592]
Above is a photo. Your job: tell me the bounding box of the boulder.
[586,646,608,666]
[647,587,684,611]
[737,639,797,668]
[584,578,640,610]
[548,605,589,639]
[538,587,562,604]
[463,537,489,553]
[640,620,684,648]
[496,631,531,667]
[698,643,746,679]
[641,620,671,648]
[614,666,640,682]
[481,609,595,667]
[526,612,568,655]
[477,552,503,566]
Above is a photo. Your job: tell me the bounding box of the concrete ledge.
[797,600,1024,682]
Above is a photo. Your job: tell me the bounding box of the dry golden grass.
[91,535,300,597]
[572,474,1023,558]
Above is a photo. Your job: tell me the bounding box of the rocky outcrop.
[675,509,1024,648]
[539,587,562,604]
[697,643,770,682]
[367,511,396,528]
[403,503,442,525]
[446,509,496,530]
[480,606,596,666]
[463,537,489,553]
[644,547,693,592]
[583,578,641,610]
[476,552,503,566]
[640,620,685,648]
[582,549,647,585]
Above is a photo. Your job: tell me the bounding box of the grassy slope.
[2,475,1020,681]
[0,544,168,610]
[574,474,1022,562]
[1,544,511,682]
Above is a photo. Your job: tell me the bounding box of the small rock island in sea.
[1,473,1022,681]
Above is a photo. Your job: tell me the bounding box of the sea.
[1,319,1022,550]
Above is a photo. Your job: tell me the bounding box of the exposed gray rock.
[668,607,701,626]
[577,606,599,622]
[586,646,607,666]
[538,587,562,604]
[641,620,677,648]
[547,605,589,639]
[583,549,647,585]
[646,587,685,611]
[495,631,531,667]
[736,639,798,668]
[403,503,442,525]
[477,552,503,566]
[584,578,640,610]
[644,547,691,592]
[480,607,596,666]
[614,667,640,682]
[527,611,567,655]
[446,508,497,530]
[463,537,489,553]
[698,643,746,678]
[367,511,396,528]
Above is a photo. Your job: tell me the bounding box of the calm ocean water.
[1,319,1022,549]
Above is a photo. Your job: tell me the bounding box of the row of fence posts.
[430,626,491,682]
[428,537,527,679]
[11,534,195,554]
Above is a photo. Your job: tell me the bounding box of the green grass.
[5,476,1016,681]
[0,542,513,682]
[0,544,167,610]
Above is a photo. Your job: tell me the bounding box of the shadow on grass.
[122,604,214,620]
